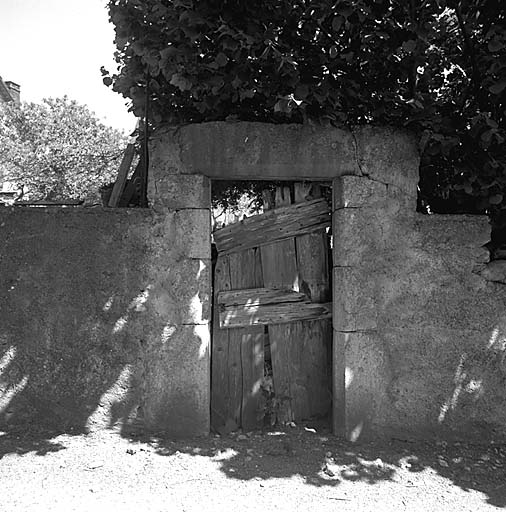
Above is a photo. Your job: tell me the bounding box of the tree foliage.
[104,0,505,213]
[0,97,127,201]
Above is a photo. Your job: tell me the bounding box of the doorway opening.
[210,180,333,434]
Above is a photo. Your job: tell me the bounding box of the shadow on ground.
[1,423,505,508]
[0,427,68,458]
[124,422,506,508]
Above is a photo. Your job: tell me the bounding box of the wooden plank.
[270,320,332,420]
[228,249,263,289]
[262,183,333,424]
[240,328,265,430]
[118,153,144,207]
[211,255,241,432]
[108,143,135,208]
[302,319,332,418]
[261,239,299,290]
[296,231,330,303]
[13,200,83,206]
[261,186,299,423]
[269,323,295,423]
[214,198,330,254]
[262,189,274,210]
[292,182,332,420]
[259,185,299,289]
[219,288,307,308]
[228,249,265,430]
[219,300,332,328]
[275,186,292,206]
[294,182,322,203]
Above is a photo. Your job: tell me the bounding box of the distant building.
[0,76,21,200]
[0,76,20,105]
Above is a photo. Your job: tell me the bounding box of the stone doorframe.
[148,121,420,439]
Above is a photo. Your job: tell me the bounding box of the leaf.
[169,73,192,91]
[402,40,417,53]
[489,81,506,95]
[337,4,353,18]
[481,129,494,143]
[294,84,309,100]
[221,37,238,51]
[332,16,344,32]
[488,39,504,52]
[240,89,255,99]
[274,98,292,113]
[489,194,503,205]
[342,51,354,62]
[102,77,113,87]
[160,47,177,61]
[215,52,229,67]
[329,45,339,59]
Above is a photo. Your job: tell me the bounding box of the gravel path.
[1,426,505,511]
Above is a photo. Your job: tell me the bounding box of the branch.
[408,0,418,100]
[454,2,481,101]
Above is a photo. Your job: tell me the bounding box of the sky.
[0,0,136,133]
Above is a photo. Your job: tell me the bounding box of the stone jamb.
[148,122,420,439]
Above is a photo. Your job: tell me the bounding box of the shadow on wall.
[351,213,506,441]
[433,316,506,434]
[0,208,209,439]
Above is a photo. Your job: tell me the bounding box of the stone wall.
[1,121,505,440]
[0,206,211,435]
[333,174,506,440]
[149,121,506,440]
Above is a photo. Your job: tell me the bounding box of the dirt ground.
[0,423,505,512]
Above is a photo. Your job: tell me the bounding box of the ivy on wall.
[104,0,505,214]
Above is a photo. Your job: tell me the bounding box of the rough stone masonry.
[1,121,505,439]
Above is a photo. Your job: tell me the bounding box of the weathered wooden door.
[211,184,332,432]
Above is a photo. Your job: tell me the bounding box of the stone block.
[174,209,211,260]
[149,258,211,325]
[143,324,210,436]
[332,175,387,210]
[343,330,391,441]
[150,174,210,211]
[148,126,187,178]
[332,207,409,267]
[414,214,491,250]
[151,210,211,260]
[332,329,346,435]
[480,260,506,283]
[333,267,378,331]
[333,175,417,216]
[353,125,420,196]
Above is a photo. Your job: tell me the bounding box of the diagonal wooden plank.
[108,143,135,208]
[214,198,330,255]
